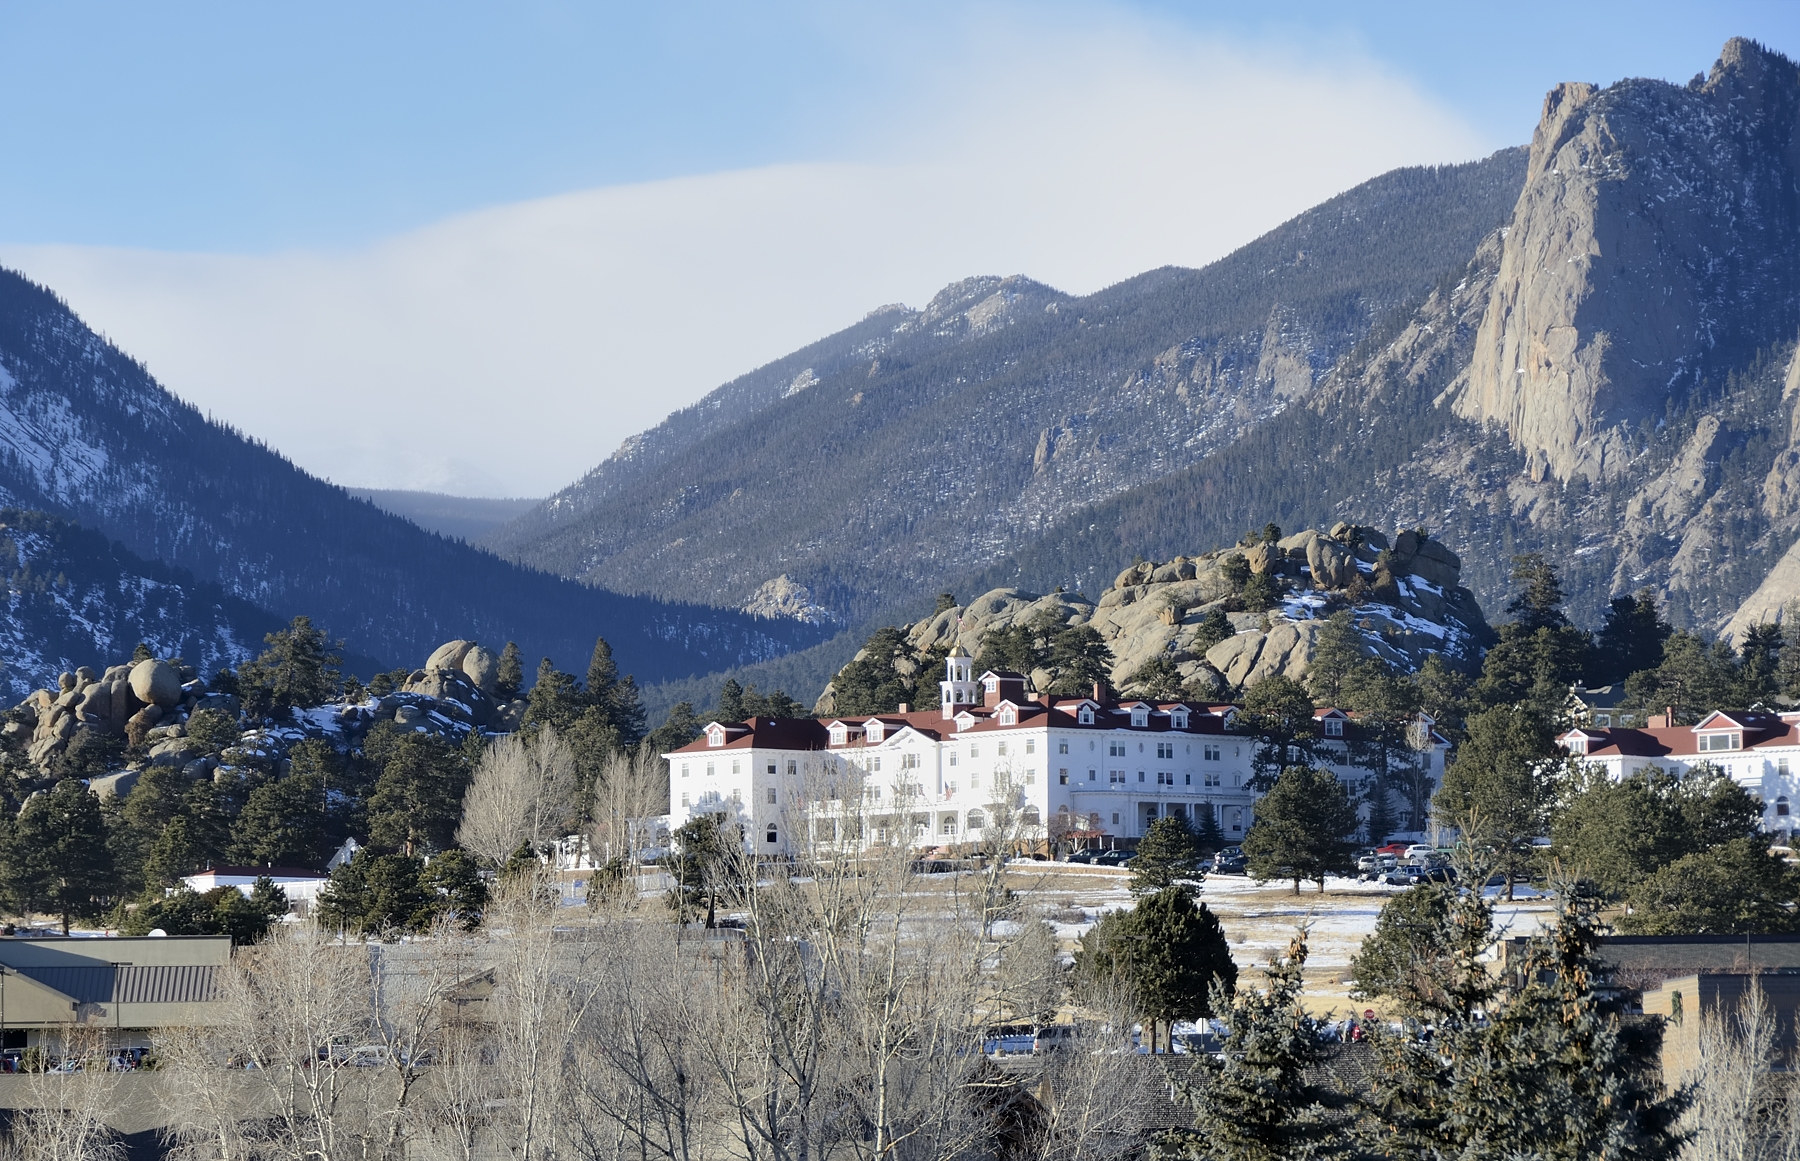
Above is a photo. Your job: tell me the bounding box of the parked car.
[1211,853,1248,875]
[1094,849,1132,866]
[1065,849,1098,864]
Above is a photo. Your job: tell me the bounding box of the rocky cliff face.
[815,525,1488,713]
[1455,39,1800,483]
[485,154,1527,629]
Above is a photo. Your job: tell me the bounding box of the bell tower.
[940,646,979,718]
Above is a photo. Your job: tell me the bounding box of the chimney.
[898,702,910,714]
[1092,681,1104,702]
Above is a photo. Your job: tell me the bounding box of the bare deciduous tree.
[1680,979,1800,1161]
[458,728,581,868]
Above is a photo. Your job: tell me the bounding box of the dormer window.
[830,725,847,746]
[1698,731,1741,753]
[1131,707,1148,728]
[1323,718,1344,738]
[866,722,884,744]
[1171,709,1189,729]
[998,706,1017,725]
[707,726,726,747]
[1078,707,1094,725]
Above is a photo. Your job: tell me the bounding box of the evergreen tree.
[523,658,583,732]
[1474,555,1590,717]
[316,849,433,936]
[1161,933,1347,1161]
[1075,887,1236,1022]
[495,641,525,700]
[365,733,470,856]
[3,779,115,933]
[1238,568,1280,613]
[1411,654,1471,742]
[1192,802,1226,855]
[831,627,914,715]
[976,622,1042,677]
[714,677,748,722]
[1588,590,1672,685]
[1434,706,1558,897]
[1192,608,1234,655]
[1240,674,1318,786]
[1623,630,1742,724]
[1124,656,1185,702]
[421,848,490,931]
[1241,766,1359,894]
[645,701,704,759]
[1506,552,1570,633]
[1550,765,1762,899]
[1737,621,1784,705]
[1348,883,1465,1016]
[1047,623,1114,696]
[1618,837,1800,934]
[1305,611,1366,706]
[666,813,738,923]
[236,615,343,718]
[231,771,339,868]
[115,879,287,943]
[1371,889,1686,1160]
[1129,815,1208,895]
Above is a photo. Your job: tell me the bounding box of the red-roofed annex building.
[663,650,1450,855]
[1559,710,1800,837]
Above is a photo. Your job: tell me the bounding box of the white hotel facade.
[664,650,1450,855]
[1559,709,1800,836]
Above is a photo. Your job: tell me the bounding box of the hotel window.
[1089,769,1097,781]
[901,752,920,769]
[787,760,798,776]
[998,707,1016,725]
[766,825,779,844]
[941,816,958,835]
[1109,770,1125,784]
[970,744,980,758]
[1773,795,1790,817]
[1157,771,1174,786]
[681,764,690,778]
[1138,771,1146,783]
[1204,745,1221,762]
[1206,771,1221,788]
[706,762,716,778]
[1025,771,1036,785]
[766,788,777,805]
[1059,770,1069,785]
[1111,812,1121,825]
[1058,741,1069,754]
[732,760,742,775]
[949,752,958,766]
[1323,718,1343,738]
[1109,741,1126,757]
[767,762,777,776]
[1698,732,1742,752]
[1184,773,1192,785]
[872,757,882,772]
[680,792,690,806]
[998,741,1009,756]
[1779,758,1792,776]
[1025,738,1036,754]
[1157,742,1174,759]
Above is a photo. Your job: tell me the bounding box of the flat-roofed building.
[0,936,231,1051]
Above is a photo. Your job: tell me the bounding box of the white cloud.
[1,16,1491,496]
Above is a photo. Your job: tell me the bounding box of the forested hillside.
[0,271,829,684]
[487,149,1529,626]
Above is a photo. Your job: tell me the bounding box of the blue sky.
[2,2,1795,493]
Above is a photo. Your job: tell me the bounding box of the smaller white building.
[1559,709,1800,835]
[182,865,331,904]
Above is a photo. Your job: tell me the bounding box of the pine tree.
[231,771,336,868]
[1434,706,1558,897]
[236,615,343,718]
[495,641,524,700]
[3,779,116,933]
[365,733,471,856]
[1162,933,1347,1160]
[1047,624,1114,695]
[1588,590,1671,685]
[1130,815,1208,895]
[1241,766,1359,894]
[1306,611,1367,706]
[1241,674,1318,786]
[523,658,583,732]
[1075,887,1236,1022]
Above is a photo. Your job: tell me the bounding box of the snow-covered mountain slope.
[0,274,829,682]
[0,508,291,700]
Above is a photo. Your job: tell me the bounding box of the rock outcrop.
[1454,39,1800,483]
[816,525,1489,712]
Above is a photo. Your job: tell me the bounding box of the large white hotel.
[664,649,1450,854]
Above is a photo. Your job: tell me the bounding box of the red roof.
[1566,715,1800,759]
